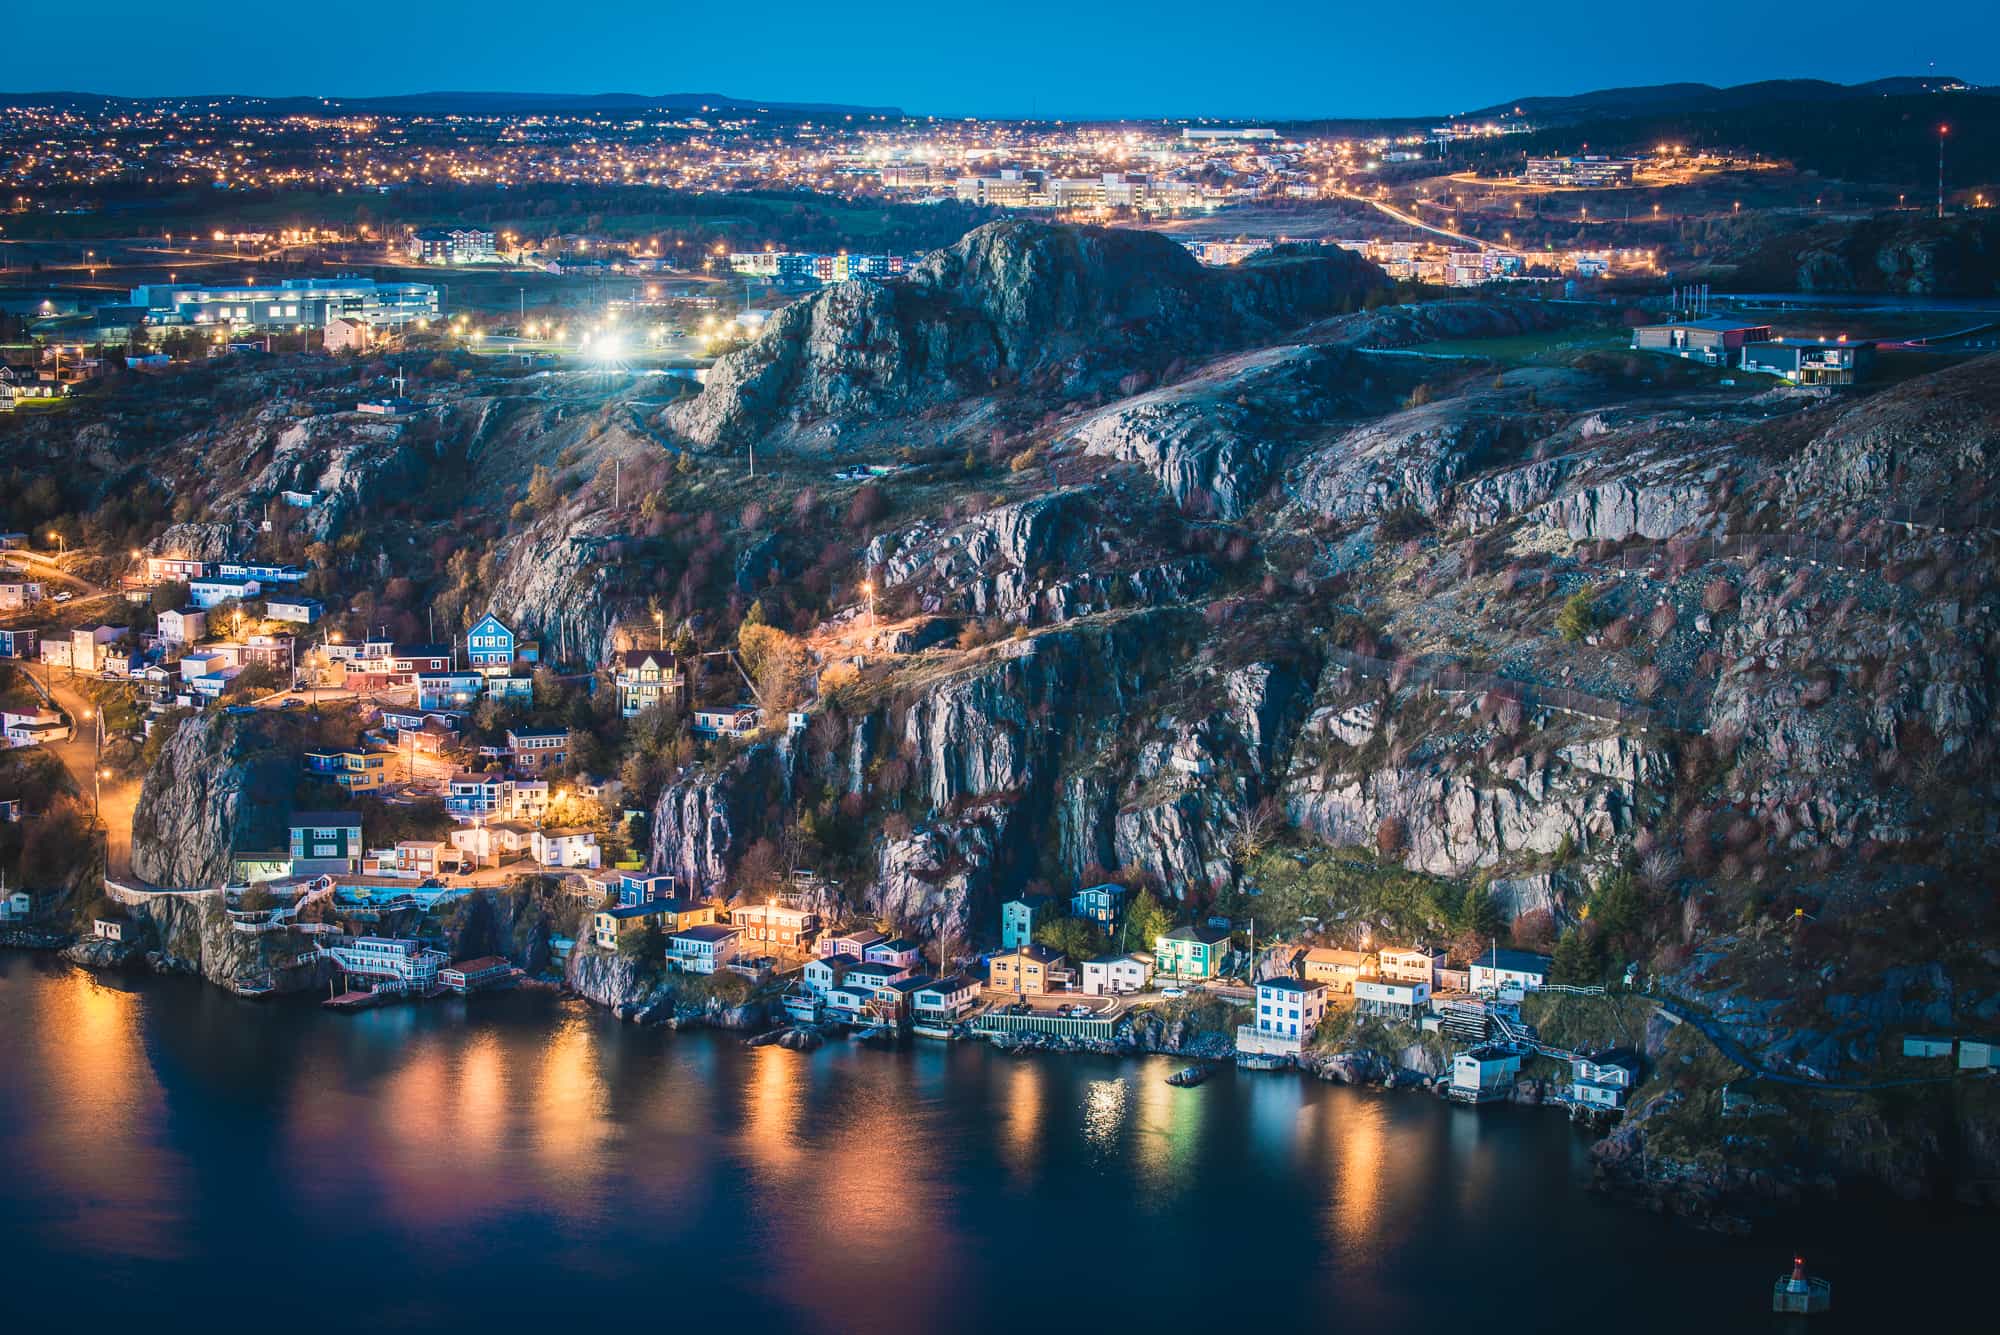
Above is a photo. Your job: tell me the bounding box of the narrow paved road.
[39,674,138,880]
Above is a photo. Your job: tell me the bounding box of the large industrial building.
[1524,155,1637,187]
[1631,317,1876,384]
[128,277,441,332]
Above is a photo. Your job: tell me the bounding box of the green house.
[1154,924,1231,980]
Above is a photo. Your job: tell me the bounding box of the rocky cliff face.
[1734,212,2000,297]
[130,711,304,887]
[665,221,1387,451]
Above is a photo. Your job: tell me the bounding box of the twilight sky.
[10,0,1996,119]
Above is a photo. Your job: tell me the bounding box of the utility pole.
[1938,124,1949,220]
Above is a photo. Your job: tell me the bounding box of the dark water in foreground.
[0,953,1979,1333]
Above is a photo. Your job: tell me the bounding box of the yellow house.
[988,944,1065,995]
[1302,947,1373,993]
[591,897,715,950]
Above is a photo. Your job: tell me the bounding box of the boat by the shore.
[1166,1064,1213,1087]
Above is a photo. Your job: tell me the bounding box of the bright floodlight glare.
[593,333,625,361]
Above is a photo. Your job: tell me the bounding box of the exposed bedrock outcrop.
[130,711,300,888]
[665,221,1387,451]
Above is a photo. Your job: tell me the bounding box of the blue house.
[418,671,484,712]
[1071,882,1125,928]
[618,872,679,907]
[467,613,516,672]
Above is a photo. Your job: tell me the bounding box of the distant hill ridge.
[1463,75,1989,124]
[0,89,902,117]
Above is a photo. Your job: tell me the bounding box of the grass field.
[1399,328,1631,363]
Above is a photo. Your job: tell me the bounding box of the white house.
[188,576,261,609]
[912,974,981,1023]
[157,607,206,645]
[802,956,850,996]
[448,819,536,868]
[1354,976,1431,1018]
[1081,951,1154,996]
[265,596,323,625]
[666,923,741,974]
[691,704,762,739]
[1247,976,1328,1054]
[92,917,127,941]
[3,708,70,748]
[1569,1050,1641,1109]
[1469,949,1551,997]
[1378,946,1447,987]
[531,827,600,869]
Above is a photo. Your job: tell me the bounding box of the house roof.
[1090,951,1154,967]
[290,810,360,828]
[1305,947,1372,967]
[1259,976,1324,994]
[647,896,708,915]
[393,642,450,659]
[996,943,1063,964]
[1477,949,1553,974]
[921,973,976,994]
[872,937,920,953]
[884,976,934,994]
[616,649,677,669]
[845,960,903,979]
[1163,924,1230,945]
[672,924,740,943]
[447,956,511,974]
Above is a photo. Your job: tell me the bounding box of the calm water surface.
[0,952,1977,1332]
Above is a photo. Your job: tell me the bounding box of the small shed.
[1902,1035,1954,1059]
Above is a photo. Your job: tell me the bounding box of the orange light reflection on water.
[18,968,189,1258]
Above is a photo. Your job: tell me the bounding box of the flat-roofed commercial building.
[129,277,440,332]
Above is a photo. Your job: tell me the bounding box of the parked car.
[1160,986,1186,998]
[51,590,73,603]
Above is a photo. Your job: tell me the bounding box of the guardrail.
[970,1011,1120,1040]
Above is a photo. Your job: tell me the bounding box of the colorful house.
[288,811,364,871]
[1154,924,1230,980]
[666,923,742,974]
[418,671,484,711]
[466,613,516,672]
[988,943,1065,995]
[1000,894,1051,950]
[1302,947,1372,992]
[1070,882,1124,927]
[730,901,819,951]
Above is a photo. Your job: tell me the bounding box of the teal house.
[1154,924,1231,980]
